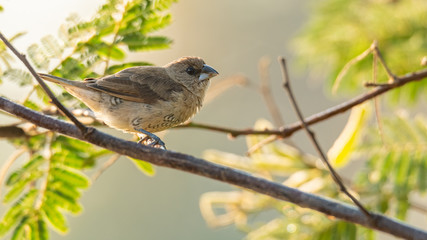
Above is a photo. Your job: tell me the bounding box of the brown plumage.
[38,56,218,148]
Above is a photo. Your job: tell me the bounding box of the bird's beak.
[199,64,219,81]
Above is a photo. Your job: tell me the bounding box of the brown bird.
[39,56,218,149]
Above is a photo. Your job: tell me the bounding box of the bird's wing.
[85,67,183,104]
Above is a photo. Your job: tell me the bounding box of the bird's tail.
[38,73,87,88]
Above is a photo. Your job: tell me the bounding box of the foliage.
[356,112,427,220]
[198,0,427,239]
[201,111,427,239]
[1,0,427,239]
[0,135,107,239]
[0,0,176,239]
[0,32,26,83]
[294,0,427,103]
[201,117,369,239]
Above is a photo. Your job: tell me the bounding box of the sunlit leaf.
[30,219,49,240]
[6,155,45,186]
[27,44,49,70]
[41,35,63,58]
[327,104,369,167]
[129,157,156,176]
[45,190,82,214]
[417,156,427,193]
[106,61,152,74]
[294,0,427,102]
[41,204,68,233]
[11,216,29,240]
[4,170,43,203]
[3,68,33,86]
[50,167,90,188]
[96,45,126,60]
[23,100,41,111]
[0,190,38,236]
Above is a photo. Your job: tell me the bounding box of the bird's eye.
[186,66,196,75]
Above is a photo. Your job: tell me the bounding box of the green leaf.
[27,44,49,70]
[96,45,126,60]
[4,170,43,203]
[6,155,45,186]
[128,157,156,176]
[123,34,172,51]
[316,221,356,240]
[50,167,90,188]
[140,14,172,34]
[106,61,153,74]
[394,152,412,190]
[49,181,81,200]
[327,104,369,167]
[45,190,82,214]
[417,156,427,192]
[379,152,394,183]
[30,218,49,240]
[34,85,51,104]
[41,35,63,58]
[294,0,427,102]
[23,100,41,111]
[54,135,96,154]
[11,216,30,240]
[0,190,38,236]
[396,200,409,220]
[3,68,33,86]
[41,204,68,233]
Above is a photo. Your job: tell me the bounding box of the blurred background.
[2,0,424,239]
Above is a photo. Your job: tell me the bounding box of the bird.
[38,56,219,149]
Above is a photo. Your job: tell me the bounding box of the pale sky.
[0,0,103,50]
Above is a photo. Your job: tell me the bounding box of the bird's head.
[164,56,218,96]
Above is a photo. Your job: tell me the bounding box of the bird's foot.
[135,128,166,150]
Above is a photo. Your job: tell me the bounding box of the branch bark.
[1,96,426,239]
[279,57,370,217]
[0,31,88,134]
[177,68,427,138]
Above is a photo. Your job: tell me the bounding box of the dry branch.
[278,56,370,217]
[177,68,427,138]
[1,96,426,239]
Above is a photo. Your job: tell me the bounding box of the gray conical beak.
[199,64,219,81]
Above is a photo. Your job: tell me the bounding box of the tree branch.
[1,97,427,239]
[258,56,285,127]
[278,56,371,217]
[177,68,427,138]
[0,31,89,134]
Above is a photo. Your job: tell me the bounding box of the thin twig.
[92,153,121,181]
[246,135,279,156]
[3,96,427,239]
[103,1,129,74]
[332,42,375,93]
[34,132,54,210]
[176,68,427,138]
[278,56,371,218]
[0,148,27,197]
[372,40,397,82]
[258,56,285,127]
[0,31,89,135]
[372,48,385,144]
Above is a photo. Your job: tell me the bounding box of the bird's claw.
[138,136,166,149]
[135,128,166,149]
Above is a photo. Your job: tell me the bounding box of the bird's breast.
[95,91,203,133]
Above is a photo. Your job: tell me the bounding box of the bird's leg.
[135,128,166,149]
